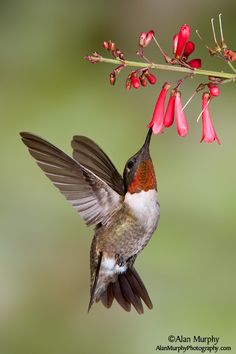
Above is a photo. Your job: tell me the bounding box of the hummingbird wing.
[20,132,123,226]
[71,136,124,196]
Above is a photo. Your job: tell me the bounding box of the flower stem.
[90,55,236,81]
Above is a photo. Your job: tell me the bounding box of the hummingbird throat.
[128,160,157,194]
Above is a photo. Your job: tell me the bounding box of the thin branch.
[87,55,236,80]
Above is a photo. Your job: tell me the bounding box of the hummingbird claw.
[116,254,126,267]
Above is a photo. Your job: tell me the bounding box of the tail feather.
[99,267,153,314]
[126,268,153,309]
[100,283,114,308]
[88,256,153,314]
[112,278,131,312]
[118,274,144,314]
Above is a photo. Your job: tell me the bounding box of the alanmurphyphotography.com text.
[155,335,231,353]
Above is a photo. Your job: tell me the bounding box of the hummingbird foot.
[115,254,125,267]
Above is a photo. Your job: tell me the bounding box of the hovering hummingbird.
[20,128,160,314]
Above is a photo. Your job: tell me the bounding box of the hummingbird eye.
[127,160,134,169]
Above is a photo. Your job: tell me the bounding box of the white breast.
[125,189,160,235]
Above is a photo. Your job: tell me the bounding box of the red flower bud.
[223,49,236,62]
[164,90,176,127]
[139,75,147,87]
[175,91,188,137]
[145,72,157,85]
[146,30,154,44]
[139,30,154,47]
[85,52,101,64]
[200,93,220,144]
[173,34,179,55]
[109,41,116,51]
[131,74,140,89]
[103,41,109,50]
[188,58,202,69]
[148,83,170,134]
[208,84,220,97]
[125,77,132,90]
[109,72,116,86]
[175,24,191,59]
[183,41,195,58]
[139,32,147,47]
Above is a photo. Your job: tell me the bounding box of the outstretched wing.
[20,132,124,225]
[71,135,124,196]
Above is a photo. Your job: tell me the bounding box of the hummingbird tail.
[99,267,153,314]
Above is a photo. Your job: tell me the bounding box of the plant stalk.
[89,55,236,81]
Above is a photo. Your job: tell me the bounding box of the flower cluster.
[173,24,201,69]
[92,24,202,90]
[125,69,157,90]
[148,81,221,144]
[85,15,236,145]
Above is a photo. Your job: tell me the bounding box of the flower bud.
[223,49,236,62]
[139,32,147,47]
[183,41,195,58]
[138,30,154,47]
[145,72,157,85]
[131,74,140,89]
[109,41,116,51]
[146,30,154,44]
[208,84,220,97]
[125,77,132,90]
[109,72,116,86]
[175,24,191,59]
[103,41,109,50]
[173,34,179,55]
[139,75,147,87]
[188,58,202,69]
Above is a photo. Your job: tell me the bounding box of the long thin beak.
[138,128,152,160]
[142,128,152,151]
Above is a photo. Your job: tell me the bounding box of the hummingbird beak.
[140,128,152,158]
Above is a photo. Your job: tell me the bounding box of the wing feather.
[20,132,123,225]
[71,136,124,196]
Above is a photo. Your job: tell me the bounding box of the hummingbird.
[20,128,160,314]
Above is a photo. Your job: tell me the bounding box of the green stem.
[227,61,236,74]
[92,56,236,81]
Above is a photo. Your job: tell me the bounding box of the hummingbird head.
[123,128,157,194]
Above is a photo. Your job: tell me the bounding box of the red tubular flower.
[200,93,220,144]
[164,89,176,127]
[175,24,191,59]
[175,91,188,137]
[188,58,202,69]
[148,83,170,134]
[183,41,195,58]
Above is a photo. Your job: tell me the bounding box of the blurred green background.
[1,0,236,353]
